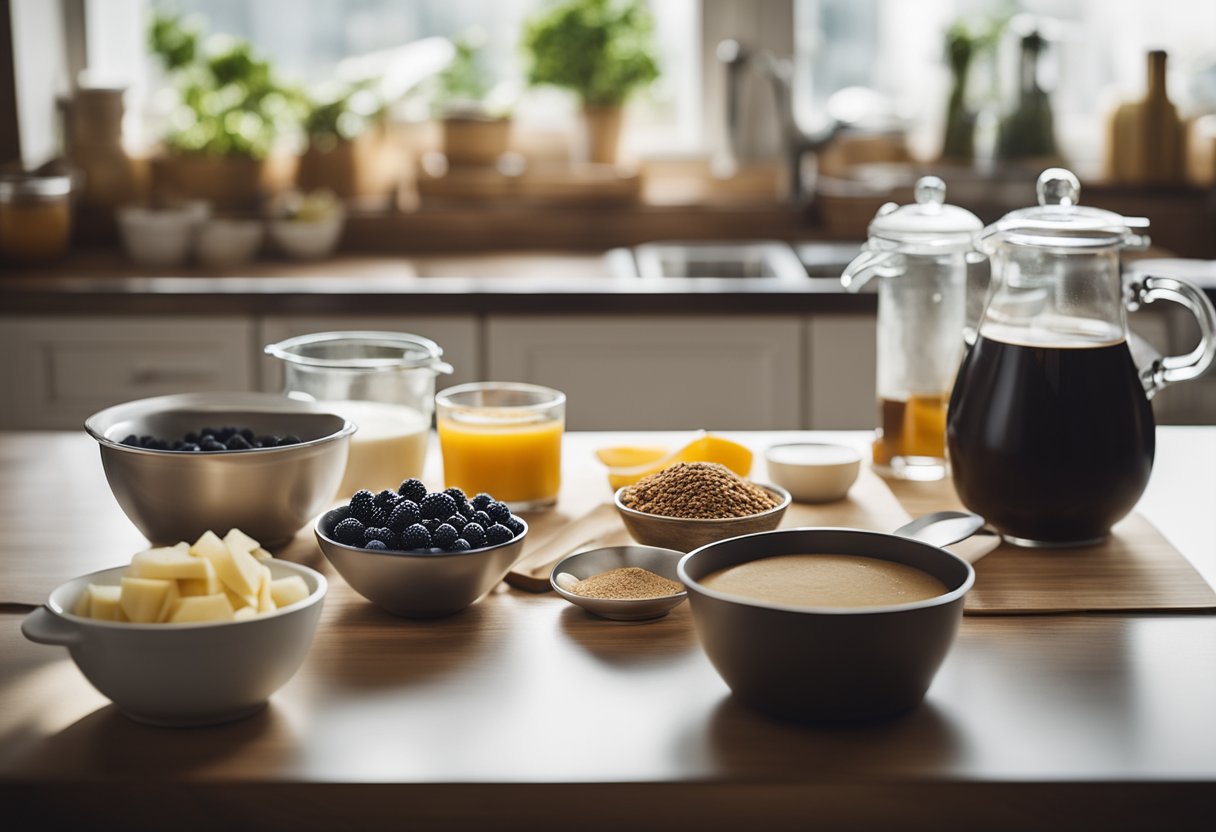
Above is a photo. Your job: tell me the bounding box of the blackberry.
[217,427,237,441]
[364,526,396,547]
[433,523,459,550]
[368,507,389,528]
[179,442,201,452]
[485,524,512,546]
[329,505,353,524]
[398,478,428,502]
[461,522,486,548]
[504,516,525,537]
[171,440,186,450]
[487,501,512,524]
[226,434,252,450]
[459,502,476,519]
[147,438,171,451]
[471,493,493,511]
[421,519,439,533]
[450,539,471,552]
[199,427,218,440]
[183,432,200,444]
[238,427,255,441]
[349,490,377,521]
[365,540,388,551]
[200,438,226,452]
[374,489,399,509]
[256,435,278,448]
[121,434,140,447]
[420,492,457,520]
[443,487,468,507]
[401,523,432,550]
[333,517,366,546]
[277,434,301,446]
[472,510,492,527]
[446,514,467,531]
[387,500,421,531]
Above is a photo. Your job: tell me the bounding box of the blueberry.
[401,523,431,550]
[450,539,471,552]
[485,524,512,546]
[120,434,140,447]
[398,478,428,502]
[365,540,388,551]
[471,493,493,511]
[226,434,252,450]
[461,522,486,548]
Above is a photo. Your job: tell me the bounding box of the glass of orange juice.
[436,382,565,510]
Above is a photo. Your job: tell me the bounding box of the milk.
[319,400,430,498]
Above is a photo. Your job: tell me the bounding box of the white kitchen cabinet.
[256,316,481,393]
[805,315,878,429]
[0,316,255,429]
[486,316,803,430]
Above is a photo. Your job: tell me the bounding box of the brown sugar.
[620,462,780,520]
[570,567,685,600]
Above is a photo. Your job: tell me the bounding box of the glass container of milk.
[265,331,452,497]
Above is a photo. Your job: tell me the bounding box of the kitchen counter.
[0,251,875,315]
[2,428,1215,831]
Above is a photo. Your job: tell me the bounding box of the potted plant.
[434,34,514,167]
[298,80,401,201]
[147,12,302,210]
[522,0,659,165]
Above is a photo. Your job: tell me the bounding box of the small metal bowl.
[613,483,791,553]
[550,546,687,621]
[85,393,354,546]
[315,509,527,618]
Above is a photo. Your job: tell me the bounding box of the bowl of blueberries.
[86,392,355,546]
[315,480,528,618]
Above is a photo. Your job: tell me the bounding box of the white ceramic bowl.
[764,443,862,503]
[117,205,205,267]
[269,209,345,260]
[21,559,326,727]
[196,218,264,268]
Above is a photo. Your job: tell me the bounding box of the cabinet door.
[0,316,254,429]
[806,315,877,429]
[486,316,802,430]
[257,316,481,393]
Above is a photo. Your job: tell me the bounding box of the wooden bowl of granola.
[613,463,791,553]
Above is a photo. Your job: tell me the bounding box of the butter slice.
[131,547,212,581]
[120,577,178,623]
[269,576,309,609]
[169,593,235,623]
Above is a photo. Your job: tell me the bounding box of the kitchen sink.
[606,241,862,283]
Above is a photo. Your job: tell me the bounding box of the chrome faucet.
[717,38,843,205]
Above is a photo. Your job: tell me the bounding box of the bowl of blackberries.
[86,392,354,547]
[315,480,528,618]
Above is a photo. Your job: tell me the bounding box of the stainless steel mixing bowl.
[85,393,354,546]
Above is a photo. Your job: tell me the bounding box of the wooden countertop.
[2,429,1215,831]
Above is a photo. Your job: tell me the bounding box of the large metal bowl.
[679,527,975,723]
[315,509,527,618]
[85,393,354,546]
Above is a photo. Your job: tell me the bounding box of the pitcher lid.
[867,176,982,253]
[980,168,1149,250]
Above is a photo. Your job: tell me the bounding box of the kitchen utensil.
[436,382,566,510]
[613,483,790,553]
[1106,51,1186,185]
[763,442,861,502]
[549,545,687,621]
[21,559,326,727]
[265,331,453,496]
[841,176,983,481]
[948,168,1216,546]
[314,508,528,618]
[678,513,980,723]
[85,392,354,546]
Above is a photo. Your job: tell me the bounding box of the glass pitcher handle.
[1126,275,1216,397]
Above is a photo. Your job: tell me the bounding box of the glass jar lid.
[0,173,72,201]
[979,168,1149,250]
[264,331,454,374]
[866,176,982,253]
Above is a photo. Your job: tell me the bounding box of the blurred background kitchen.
[1,0,1213,432]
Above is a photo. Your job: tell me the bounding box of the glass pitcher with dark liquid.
[947,169,1215,547]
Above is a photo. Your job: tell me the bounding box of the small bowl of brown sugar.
[550,545,688,621]
[613,462,791,553]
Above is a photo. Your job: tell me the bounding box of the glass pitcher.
[264,332,453,498]
[947,169,1216,547]
[842,176,984,481]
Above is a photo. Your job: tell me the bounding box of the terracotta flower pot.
[582,105,623,165]
[150,152,297,211]
[298,126,403,200]
[441,116,512,167]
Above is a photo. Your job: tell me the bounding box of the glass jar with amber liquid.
[842,177,983,480]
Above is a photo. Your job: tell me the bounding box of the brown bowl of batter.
[677,520,978,723]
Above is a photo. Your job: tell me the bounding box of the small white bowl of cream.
[764,443,862,503]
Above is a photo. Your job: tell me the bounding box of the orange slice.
[594,445,670,469]
[604,433,753,490]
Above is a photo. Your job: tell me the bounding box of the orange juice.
[438,416,563,507]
